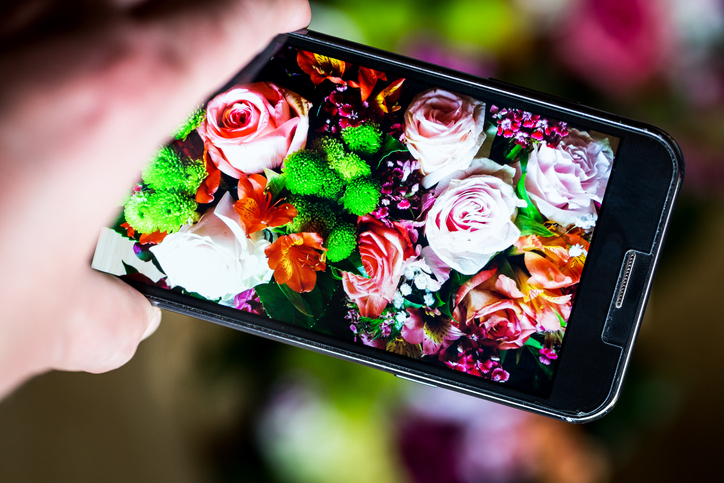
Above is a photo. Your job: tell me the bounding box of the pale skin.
[0,0,311,397]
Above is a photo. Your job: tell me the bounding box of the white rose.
[426,175,526,275]
[525,129,613,227]
[150,192,272,300]
[404,89,486,189]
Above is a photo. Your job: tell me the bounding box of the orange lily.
[297,50,348,86]
[234,174,297,236]
[265,233,327,293]
[139,231,168,245]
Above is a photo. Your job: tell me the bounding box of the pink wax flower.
[198,82,310,177]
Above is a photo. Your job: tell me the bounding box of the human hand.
[0,0,311,397]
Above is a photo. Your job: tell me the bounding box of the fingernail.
[141,307,162,341]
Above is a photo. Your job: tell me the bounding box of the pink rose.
[525,129,613,228]
[453,269,537,351]
[426,174,525,275]
[342,216,414,319]
[404,89,486,188]
[198,82,310,177]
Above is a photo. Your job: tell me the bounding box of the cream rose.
[150,193,272,301]
[198,82,310,177]
[525,129,613,228]
[426,174,525,275]
[404,88,486,189]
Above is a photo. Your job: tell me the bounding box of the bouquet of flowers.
[109,46,614,392]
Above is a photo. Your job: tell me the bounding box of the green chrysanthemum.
[289,196,337,238]
[341,123,382,155]
[312,136,346,165]
[283,150,330,196]
[328,152,372,182]
[142,147,206,193]
[319,170,345,199]
[340,177,381,216]
[124,190,198,234]
[326,221,357,262]
[174,107,206,141]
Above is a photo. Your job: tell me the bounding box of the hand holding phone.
[92,30,683,421]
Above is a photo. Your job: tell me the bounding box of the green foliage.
[341,123,382,155]
[124,190,198,234]
[340,177,381,216]
[326,221,357,262]
[142,147,206,193]
[174,106,205,141]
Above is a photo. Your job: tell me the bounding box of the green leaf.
[377,134,408,167]
[515,213,556,237]
[254,283,296,324]
[279,283,313,316]
[524,336,543,350]
[505,143,523,162]
[264,168,286,199]
[121,261,139,275]
[330,250,369,278]
[515,173,545,224]
[477,121,498,159]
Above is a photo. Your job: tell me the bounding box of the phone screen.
[92,41,618,396]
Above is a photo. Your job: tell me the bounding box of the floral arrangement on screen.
[114,46,614,391]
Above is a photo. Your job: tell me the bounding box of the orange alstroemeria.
[513,231,589,290]
[120,222,136,238]
[297,50,348,86]
[234,174,297,236]
[371,78,405,115]
[265,233,327,293]
[348,66,387,102]
[139,231,168,245]
[196,152,221,204]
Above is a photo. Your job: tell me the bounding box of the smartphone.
[91,30,683,422]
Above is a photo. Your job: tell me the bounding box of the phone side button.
[395,374,437,388]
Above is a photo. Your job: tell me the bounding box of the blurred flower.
[554,0,673,95]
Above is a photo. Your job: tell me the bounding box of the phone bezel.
[114,30,684,422]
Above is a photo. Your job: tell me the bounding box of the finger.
[52,270,162,374]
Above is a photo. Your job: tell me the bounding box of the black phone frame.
[118,30,684,422]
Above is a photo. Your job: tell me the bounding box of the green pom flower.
[326,221,357,262]
[312,136,346,165]
[174,107,206,141]
[319,170,345,199]
[124,191,198,234]
[341,123,382,155]
[142,147,206,193]
[340,177,381,216]
[328,152,372,182]
[289,196,337,237]
[283,150,330,196]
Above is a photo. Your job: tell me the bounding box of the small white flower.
[393,291,404,309]
[424,293,435,306]
[575,213,597,230]
[395,311,408,323]
[404,265,417,280]
[414,273,430,290]
[568,243,587,258]
[400,283,412,296]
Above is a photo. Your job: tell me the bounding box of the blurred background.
[1,0,723,481]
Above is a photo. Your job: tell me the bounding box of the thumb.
[52,270,162,374]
